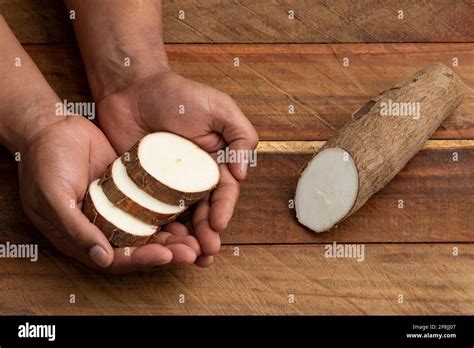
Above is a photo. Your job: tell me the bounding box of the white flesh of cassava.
[138,132,219,193]
[295,147,359,232]
[89,179,157,236]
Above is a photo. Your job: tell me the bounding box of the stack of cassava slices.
[83,132,220,247]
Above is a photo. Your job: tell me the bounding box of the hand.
[97,70,259,266]
[19,115,202,273]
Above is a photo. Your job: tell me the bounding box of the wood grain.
[0,0,74,44]
[1,142,473,245]
[1,0,473,44]
[226,144,474,244]
[25,43,474,140]
[0,244,471,315]
[0,0,472,318]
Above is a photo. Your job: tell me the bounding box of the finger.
[150,231,173,245]
[165,235,202,256]
[175,205,196,225]
[39,226,100,269]
[209,164,239,232]
[166,244,197,265]
[149,230,201,261]
[107,244,173,273]
[33,172,117,268]
[193,199,221,255]
[161,222,201,255]
[150,229,201,256]
[162,222,191,236]
[195,255,214,268]
[191,132,227,153]
[211,95,259,181]
[68,209,115,268]
[40,186,114,268]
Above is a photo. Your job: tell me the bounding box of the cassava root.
[295,63,464,232]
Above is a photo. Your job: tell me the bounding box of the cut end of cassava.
[124,132,220,204]
[84,179,158,247]
[139,132,219,193]
[295,148,359,232]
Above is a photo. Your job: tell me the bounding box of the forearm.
[0,16,61,154]
[65,0,170,101]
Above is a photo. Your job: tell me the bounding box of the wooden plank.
[1,142,473,244]
[257,139,474,153]
[1,0,474,44]
[225,143,474,244]
[0,0,74,44]
[162,0,474,43]
[25,43,474,140]
[0,244,471,315]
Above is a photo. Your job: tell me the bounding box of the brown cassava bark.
[82,190,158,247]
[320,63,464,224]
[99,161,183,226]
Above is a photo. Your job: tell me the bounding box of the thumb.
[49,190,114,268]
[66,207,115,268]
[211,95,259,181]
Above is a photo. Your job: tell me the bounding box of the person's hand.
[62,0,258,266]
[96,70,259,266]
[19,115,202,273]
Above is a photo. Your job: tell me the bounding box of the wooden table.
[0,0,472,315]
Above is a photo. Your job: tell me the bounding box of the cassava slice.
[83,179,159,247]
[295,63,464,233]
[100,158,186,225]
[122,132,220,205]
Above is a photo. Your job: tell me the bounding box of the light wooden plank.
[0,244,471,315]
[1,0,474,43]
[25,43,474,140]
[257,140,474,153]
[1,143,473,244]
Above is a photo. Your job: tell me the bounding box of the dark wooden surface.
[1,0,474,43]
[0,0,472,315]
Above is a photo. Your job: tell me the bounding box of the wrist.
[89,44,171,102]
[0,99,63,155]
[65,0,170,101]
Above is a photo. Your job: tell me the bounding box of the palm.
[97,71,258,263]
[20,117,201,272]
[98,71,229,154]
[19,117,116,266]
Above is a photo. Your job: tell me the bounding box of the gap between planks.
[257,139,474,153]
[220,242,474,246]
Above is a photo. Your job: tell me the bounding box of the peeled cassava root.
[83,132,220,247]
[295,63,464,233]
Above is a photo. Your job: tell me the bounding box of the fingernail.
[89,245,109,268]
[239,162,248,178]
